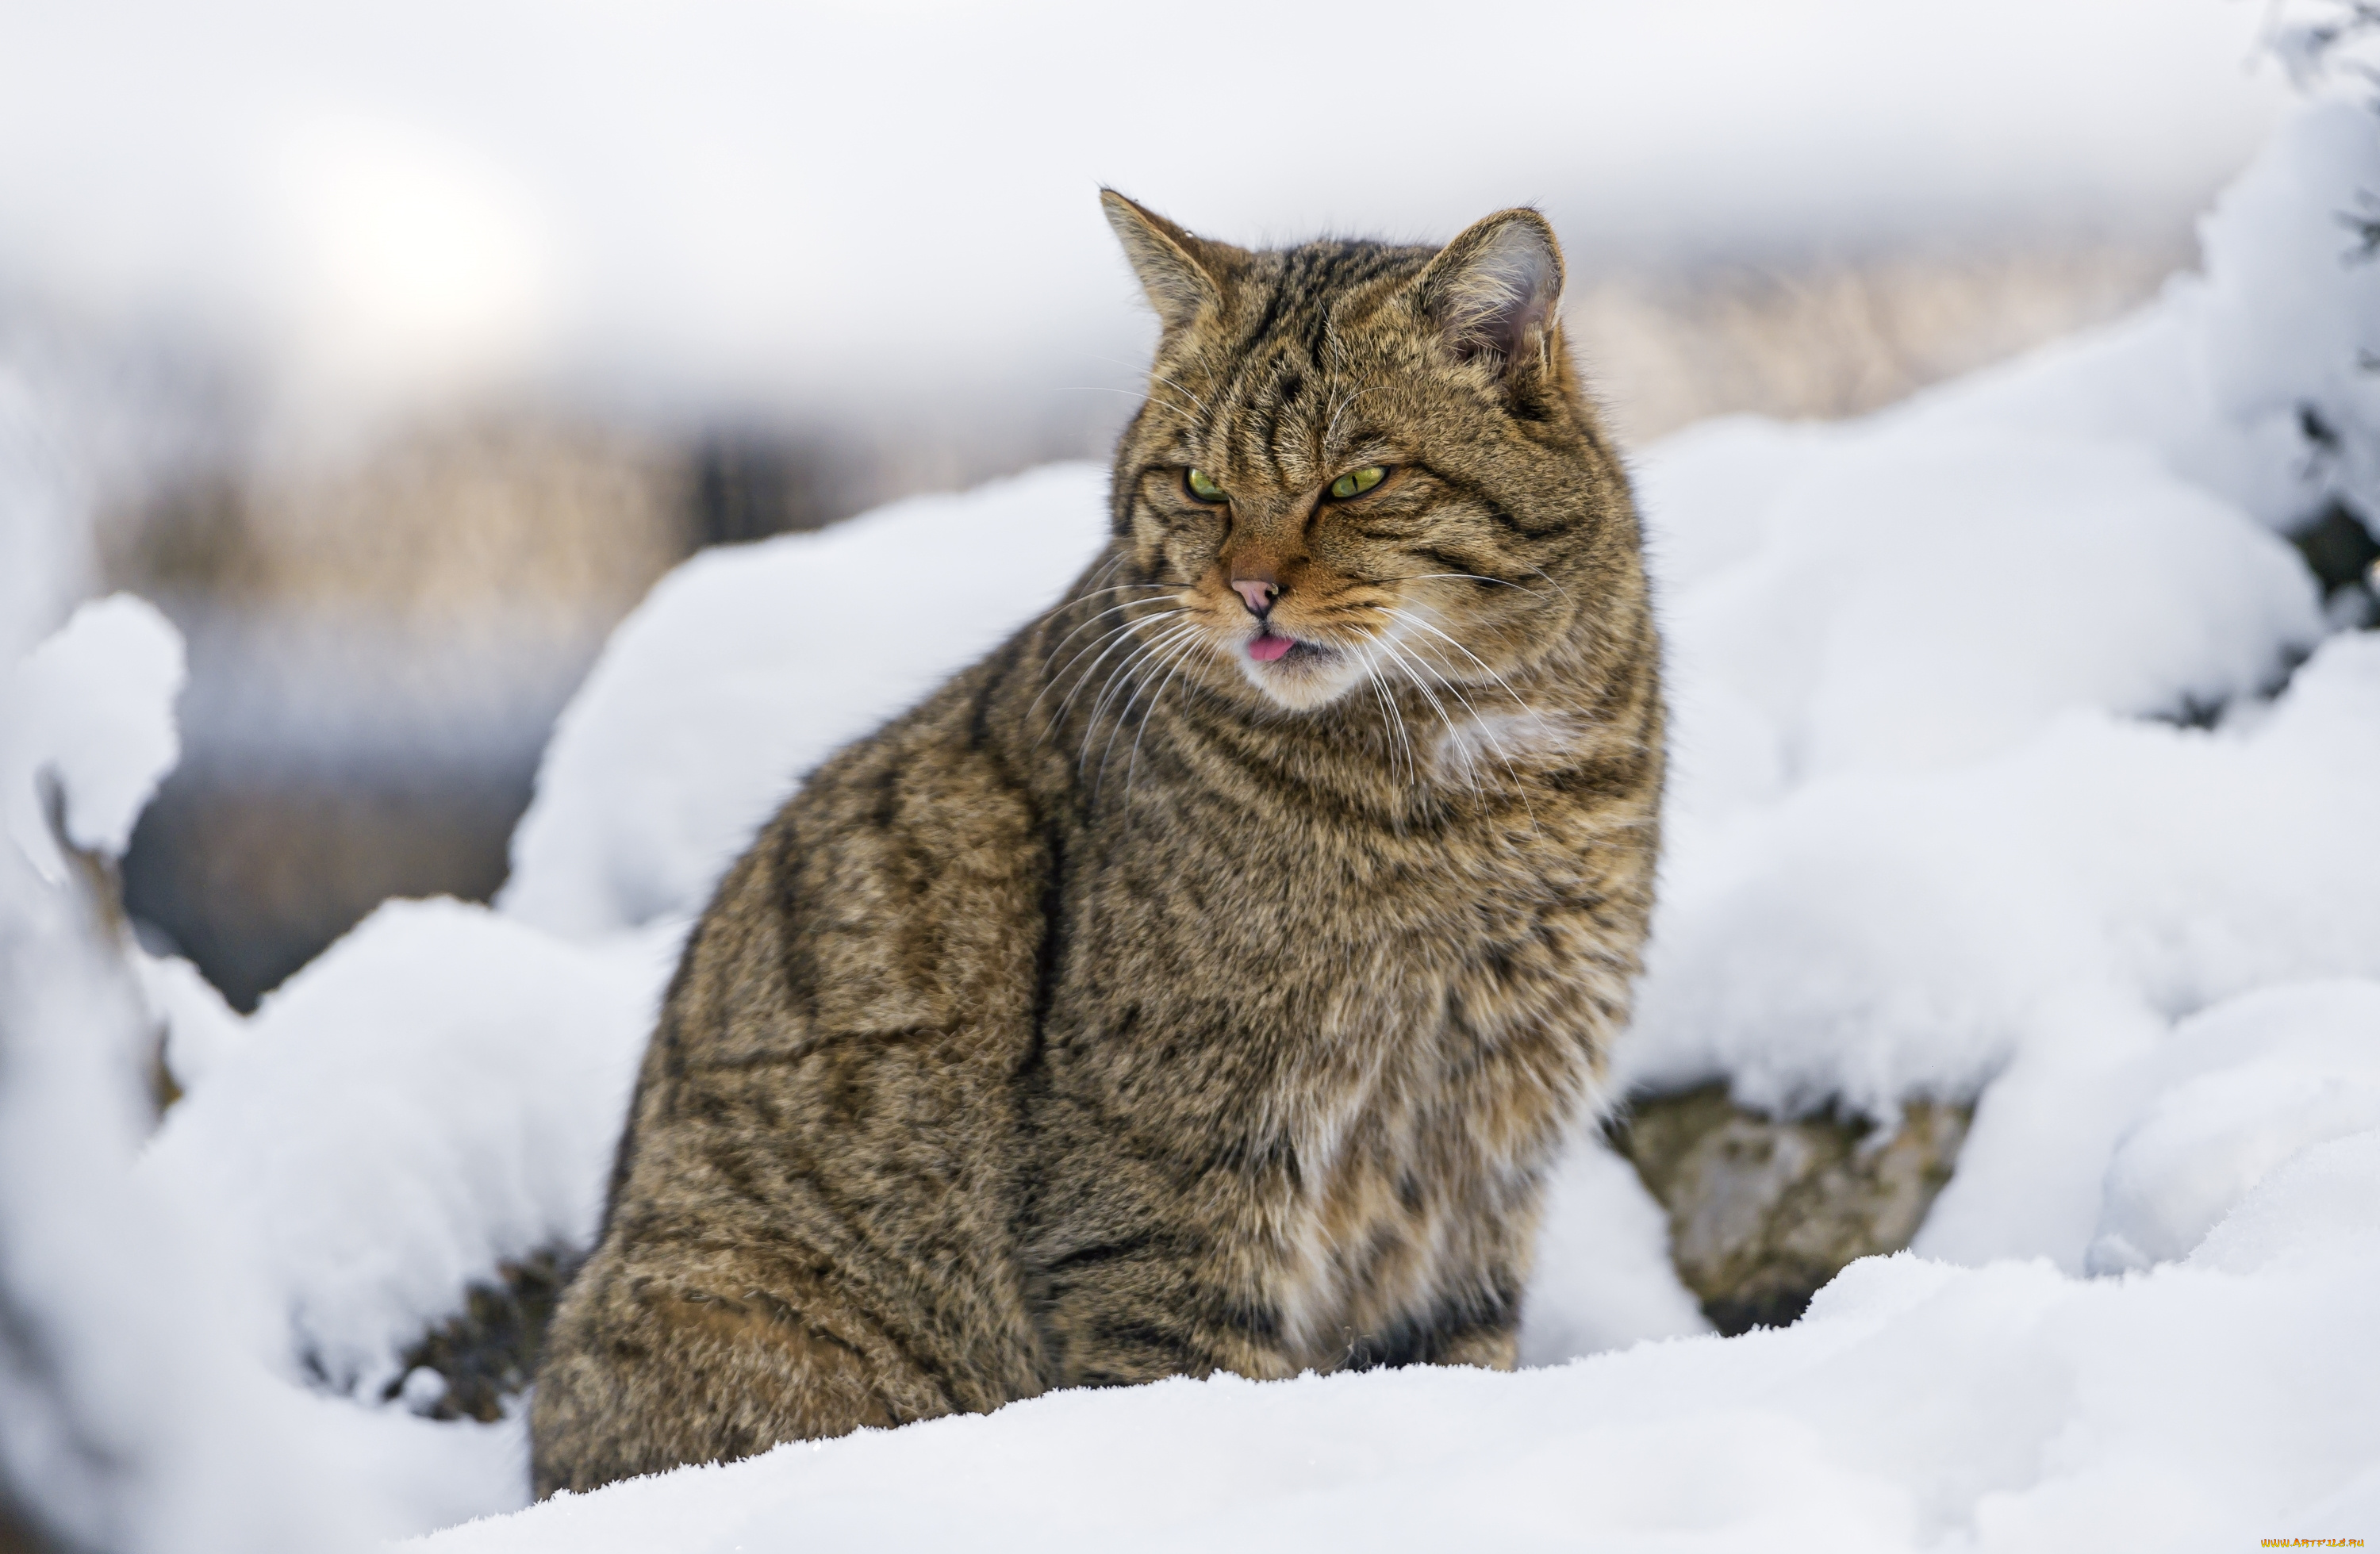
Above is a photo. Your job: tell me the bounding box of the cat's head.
[1099,192,1638,717]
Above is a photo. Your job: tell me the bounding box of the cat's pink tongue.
[1248,635,1293,663]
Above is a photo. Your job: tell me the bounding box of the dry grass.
[103,417,689,635]
[1572,240,2189,445]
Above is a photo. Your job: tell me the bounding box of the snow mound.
[408,1157,2380,1552]
[1626,634,2380,1268]
[139,899,678,1402]
[0,602,370,1553]
[2088,981,2380,1276]
[1600,90,2380,1289]
[0,593,183,880]
[1647,422,2319,785]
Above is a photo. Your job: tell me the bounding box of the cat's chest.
[1085,790,1578,957]
[1063,802,1595,1103]
[1258,1006,1560,1360]
[1050,808,1601,1360]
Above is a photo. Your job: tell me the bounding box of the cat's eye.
[1329,465,1388,500]
[1184,468,1226,502]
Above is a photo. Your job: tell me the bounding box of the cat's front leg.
[1412,1319,1520,1372]
[1022,1161,1312,1388]
[1031,1230,1315,1387]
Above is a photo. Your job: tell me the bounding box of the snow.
[1625,635,2380,1268]
[139,899,679,1405]
[7,67,2380,1554]
[0,612,601,1549]
[1,595,183,877]
[405,1172,2380,1552]
[1601,91,2380,1296]
[1515,1134,1713,1362]
[2086,982,2380,1276]
[0,596,362,1552]
[1649,422,2320,784]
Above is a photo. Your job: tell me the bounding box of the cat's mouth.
[1233,626,1357,709]
[1247,631,1330,666]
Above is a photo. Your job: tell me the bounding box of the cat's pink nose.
[1231,577,1278,616]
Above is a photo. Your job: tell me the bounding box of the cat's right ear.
[1413,208,1564,381]
[1101,190,1229,332]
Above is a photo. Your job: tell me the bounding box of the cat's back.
[660,658,1054,1076]
[530,660,1060,1496]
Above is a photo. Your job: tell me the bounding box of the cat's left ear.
[1101,190,1234,332]
[1414,209,1564,380]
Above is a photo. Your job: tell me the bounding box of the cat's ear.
[1414,209,1564,379]
[1102,190,1230,332]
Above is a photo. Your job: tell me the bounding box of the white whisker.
[1524,566,1572,604]
[1046,609,1187,739]
[1042,592,1185,665]
[1373,619,1541,839]
[1362,663,1418,807]
[1031,599,1188,728]
[1077,352,1213,420]
[1122,627,1211,798]
[1372,605,1539,721]
[1376,635,1486,806]
[1401,572,1544,599]
[1083,620,1196,752]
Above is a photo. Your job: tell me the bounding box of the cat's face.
[1100,194,1634,719]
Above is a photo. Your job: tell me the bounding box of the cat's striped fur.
[529,193,1664,1496]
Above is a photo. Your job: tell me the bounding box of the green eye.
[1329,465,1388,500]
[1184,467,1225,501]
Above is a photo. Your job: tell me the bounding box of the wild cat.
[530,191,1664,1495]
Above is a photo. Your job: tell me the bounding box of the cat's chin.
[1234,637,1361,712]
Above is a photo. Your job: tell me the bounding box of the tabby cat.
[529,192,1664,1496]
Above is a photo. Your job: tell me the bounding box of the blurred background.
[0,0,2290,1007]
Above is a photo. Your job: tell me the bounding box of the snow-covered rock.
[0,599,661,1548]
[1611,1085,1971,1333]
[1626,632,2380,1262]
